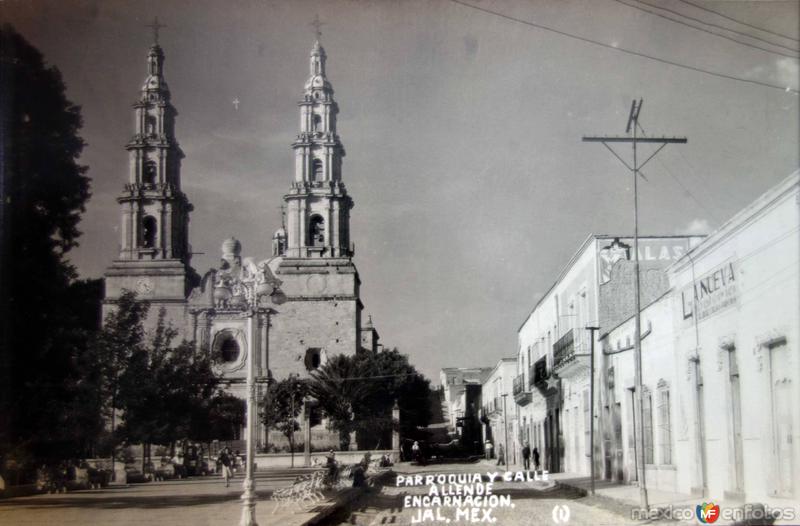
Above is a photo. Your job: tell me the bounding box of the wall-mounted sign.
[681,259,738,323]
[598,237,692,284]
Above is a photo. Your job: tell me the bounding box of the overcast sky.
[2,0,798,381]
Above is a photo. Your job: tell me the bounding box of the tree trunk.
[290,431,295,467]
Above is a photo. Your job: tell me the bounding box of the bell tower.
[116,38,191,262]
[104,27,196,332]
[283,38,353,259]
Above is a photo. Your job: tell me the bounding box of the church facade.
[103,37,379,448]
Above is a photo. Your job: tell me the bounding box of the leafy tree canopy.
[0,25,93,462]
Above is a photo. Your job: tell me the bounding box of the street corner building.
[102,36,380,449]
[488,171,799,506]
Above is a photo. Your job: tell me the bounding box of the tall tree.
[115,308,219,467]
[307,355,373,450]
[353,348,432,447]
[0,25,92,461]
[262,376,307,465]
[307,350,431,451]
[194,392,246,444]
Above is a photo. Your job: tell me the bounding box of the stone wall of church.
[267,296,359,380]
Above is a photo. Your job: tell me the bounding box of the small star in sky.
[232,98,240,110]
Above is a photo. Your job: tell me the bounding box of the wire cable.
[449,0,799,94]
[611,0,799,58]
[676,0,800,43]
[635,123,723,224]
[622,0,799,54]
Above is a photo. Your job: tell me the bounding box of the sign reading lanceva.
[681,259,738,323]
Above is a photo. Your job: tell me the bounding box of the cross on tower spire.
[310,14,324,41]
[146,16,167,45]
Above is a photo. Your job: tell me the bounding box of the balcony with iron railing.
[513,374,531,405]
[553,328,590,376]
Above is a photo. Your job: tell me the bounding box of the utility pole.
[501,393,509,467]
[585,325,600,497]
[583,99,686,510]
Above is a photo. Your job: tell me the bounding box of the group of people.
[484,440,541,471]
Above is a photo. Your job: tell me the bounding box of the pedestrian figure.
[484,440,493,460]
[496,443,505,466]
[522,442,531,471]
[411,441,420,463]
[219,447,232,487]
[533,447,541,471]
[324,450,339,486]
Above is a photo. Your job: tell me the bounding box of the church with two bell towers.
[103,28,380,447]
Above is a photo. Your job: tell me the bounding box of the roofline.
[670,170,799,274]
[516,233,704,333]
[483,357,518,383]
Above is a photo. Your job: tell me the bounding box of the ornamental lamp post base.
[240,478,258,526]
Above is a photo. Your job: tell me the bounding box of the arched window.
[145,115,156,135]
[311,159,323,182]
[309,215,325,247]
[220,337,240,363]
[142,216,157,248]
[304,348,322,371]
[143,160,157,185]
[312,114,322,132]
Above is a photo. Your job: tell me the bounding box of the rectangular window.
[642,389,654,464]
[657,386,672,465]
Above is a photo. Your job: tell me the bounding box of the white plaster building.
[515,235,702,474]
[440,367,492,430]
[480,358,517,462]
[668,171,799,503]
[599,290,677,491]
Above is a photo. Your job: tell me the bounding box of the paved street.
[0,470,325,526]
[325,462,684,526]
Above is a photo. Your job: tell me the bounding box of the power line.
[635,123,722,224]
[449,0,799,94]
[612,0,799,58]
[676,0,800,44]
[622,0,799,54]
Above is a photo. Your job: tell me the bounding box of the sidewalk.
[548,472,800,526]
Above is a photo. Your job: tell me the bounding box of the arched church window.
[304,348,322,371]
[220,337,240,363]
[309,215,325,247]
[145,115,156,135]
[142,216,157,248]
[313,114,322,132]
[143,161,157,185]
[311,159,323,181]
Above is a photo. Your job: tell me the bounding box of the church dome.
[221,237,242,257]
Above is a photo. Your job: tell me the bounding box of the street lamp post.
[220,265,284,526]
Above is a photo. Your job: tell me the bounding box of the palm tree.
[307,354,373,450]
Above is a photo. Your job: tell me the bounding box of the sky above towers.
[2,0,798,380]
